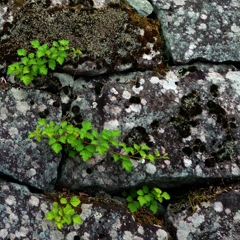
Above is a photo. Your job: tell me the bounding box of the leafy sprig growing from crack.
[28,119,169,172]
[7,40,81,86]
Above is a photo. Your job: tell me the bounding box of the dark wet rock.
[152,0,240,64]
[0,180,168,240]
[59,64,240,192]
[0,87,61,191]
[166,189,240,240]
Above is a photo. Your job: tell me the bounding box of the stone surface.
[0,87,62,191]
[126,0,153,16]
[0,180,168,240]
[166,189,240,240]
[59,64,240,192]
[152,0,240,64]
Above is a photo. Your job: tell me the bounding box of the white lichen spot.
[10,88,27,100]
[164,160,170,165]
[161,71,178,92]
[200,14,207,19]
[173,0,185,6]
[231,163,240,175]
[195,165,202,175]
[110,106,122,115]
[184,49,194,59]
[110,88,118,94]
[97,165,105,173]
[8,127,18,137]
[0,107,7,120]
[80,204,93,222]
[29,196,39,206]
[137,226,144,235]
[145,163,156,174]
[132,85,143,94]
[5,195,16,205]
[103,120,119,130]
[123,231,133,240]
[198,23,207,30]
[122,91,131,99]
[94,212,102,222]
[92,102,98,108]
[1,185,10,191]
[233,210,240,223]
[231,23,240,33]
[16,101,30,115]
[127,104,142,113]
[0,229,8,238]
[139,28,144,36]
[141,98,147,105]
[26,168,36,177]
[38,104,47,112]
[183,158,192,167]
[139,78,145,85]
[110,96,117,102]
[225,208,231,215]
[156,229,168,239]
[214,202,223,212]
[226,71,240,95]
[150,76,160,84]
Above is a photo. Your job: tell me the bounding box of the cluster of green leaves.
[45,195,81,230]
[7,40,82,86]
[28,119,169,172]
[122,186,170,213]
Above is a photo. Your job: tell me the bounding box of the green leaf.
[63,216,71,225]
[80,149,93,161]
[109,139,118,146]
[147,154,155,162]
[145,194,151,202]
[54,125,60,131]
[60,197,68,204]
[48,59,56,70]
[137,190,144,196]
[39,65,48,75]
[28,53,35,58]
[72,214,82,224]
[134,144,140,151]
[28,59,37,65]
[143,186,149,194]
[48,137,57,145]
[126,196,133,202]
[56,223,63,230]
[122,157,132,172]
[101,129,112,139]
[96,146,108,156]
[91,140,98,145]
[39,43,48,50]
[137,195,147,206]
[119,143,126,149]
[128,201,139,213]
[17,49,27,56]
[150,200,158,213]
[76,143,84,152]
[36,136,41,142]
[57,56,64,65]
[92,129,99,139]
[111,130,121,137]
[82,122,92,131]
[113,154,120,162]
[36,50,45,58]
[58,135,67,144]
[53,202,58,207]
[85,145,96,153]
[141,145,150,150]
[59,40,69,46]
[31,40,40,48]
[22,57,29,65]
[53,41,59,47]
[139,150,146,157]
[50,47,57,53]
[59,51,67,58]
[45,211,55,221]
[129,188,137,198]
[21,74,34,86]
[23,66,30,74]
[49,121,55,128]
[155,149,160,157]
[61,121,67,129]
[66,125,74,134]
[100,141,109,149]
[51,143,62,154]
[59,129,64,135]
[70,196,81,207]
[161,192,170,200]
[122,191,128,197]
[28,132,36,138]
[69,150,76,158]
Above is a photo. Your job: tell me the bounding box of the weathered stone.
[59,64,240,192]
[0,181,169,240]
[166,189,240,240]
[152,0,240,63]
[0,87,61,191]
[126,0,154,16]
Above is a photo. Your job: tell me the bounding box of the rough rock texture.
[0,180,168,240]
[59,64,240,192]
[166,189,240,240]
[0,86,62,191]
[125,0,153,16]
[0,1,164,77]
[152,0,240,64]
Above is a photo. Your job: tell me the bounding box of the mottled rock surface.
[166,189,240,240]
[0,181,168,240]
[152,0,240,63]
[59,64,240,192]
[0,87,62,191]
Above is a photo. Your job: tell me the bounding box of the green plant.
[7,40,82,86]
[122,186,170,213]
[45,194,82,230]
[28,119,169,172]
